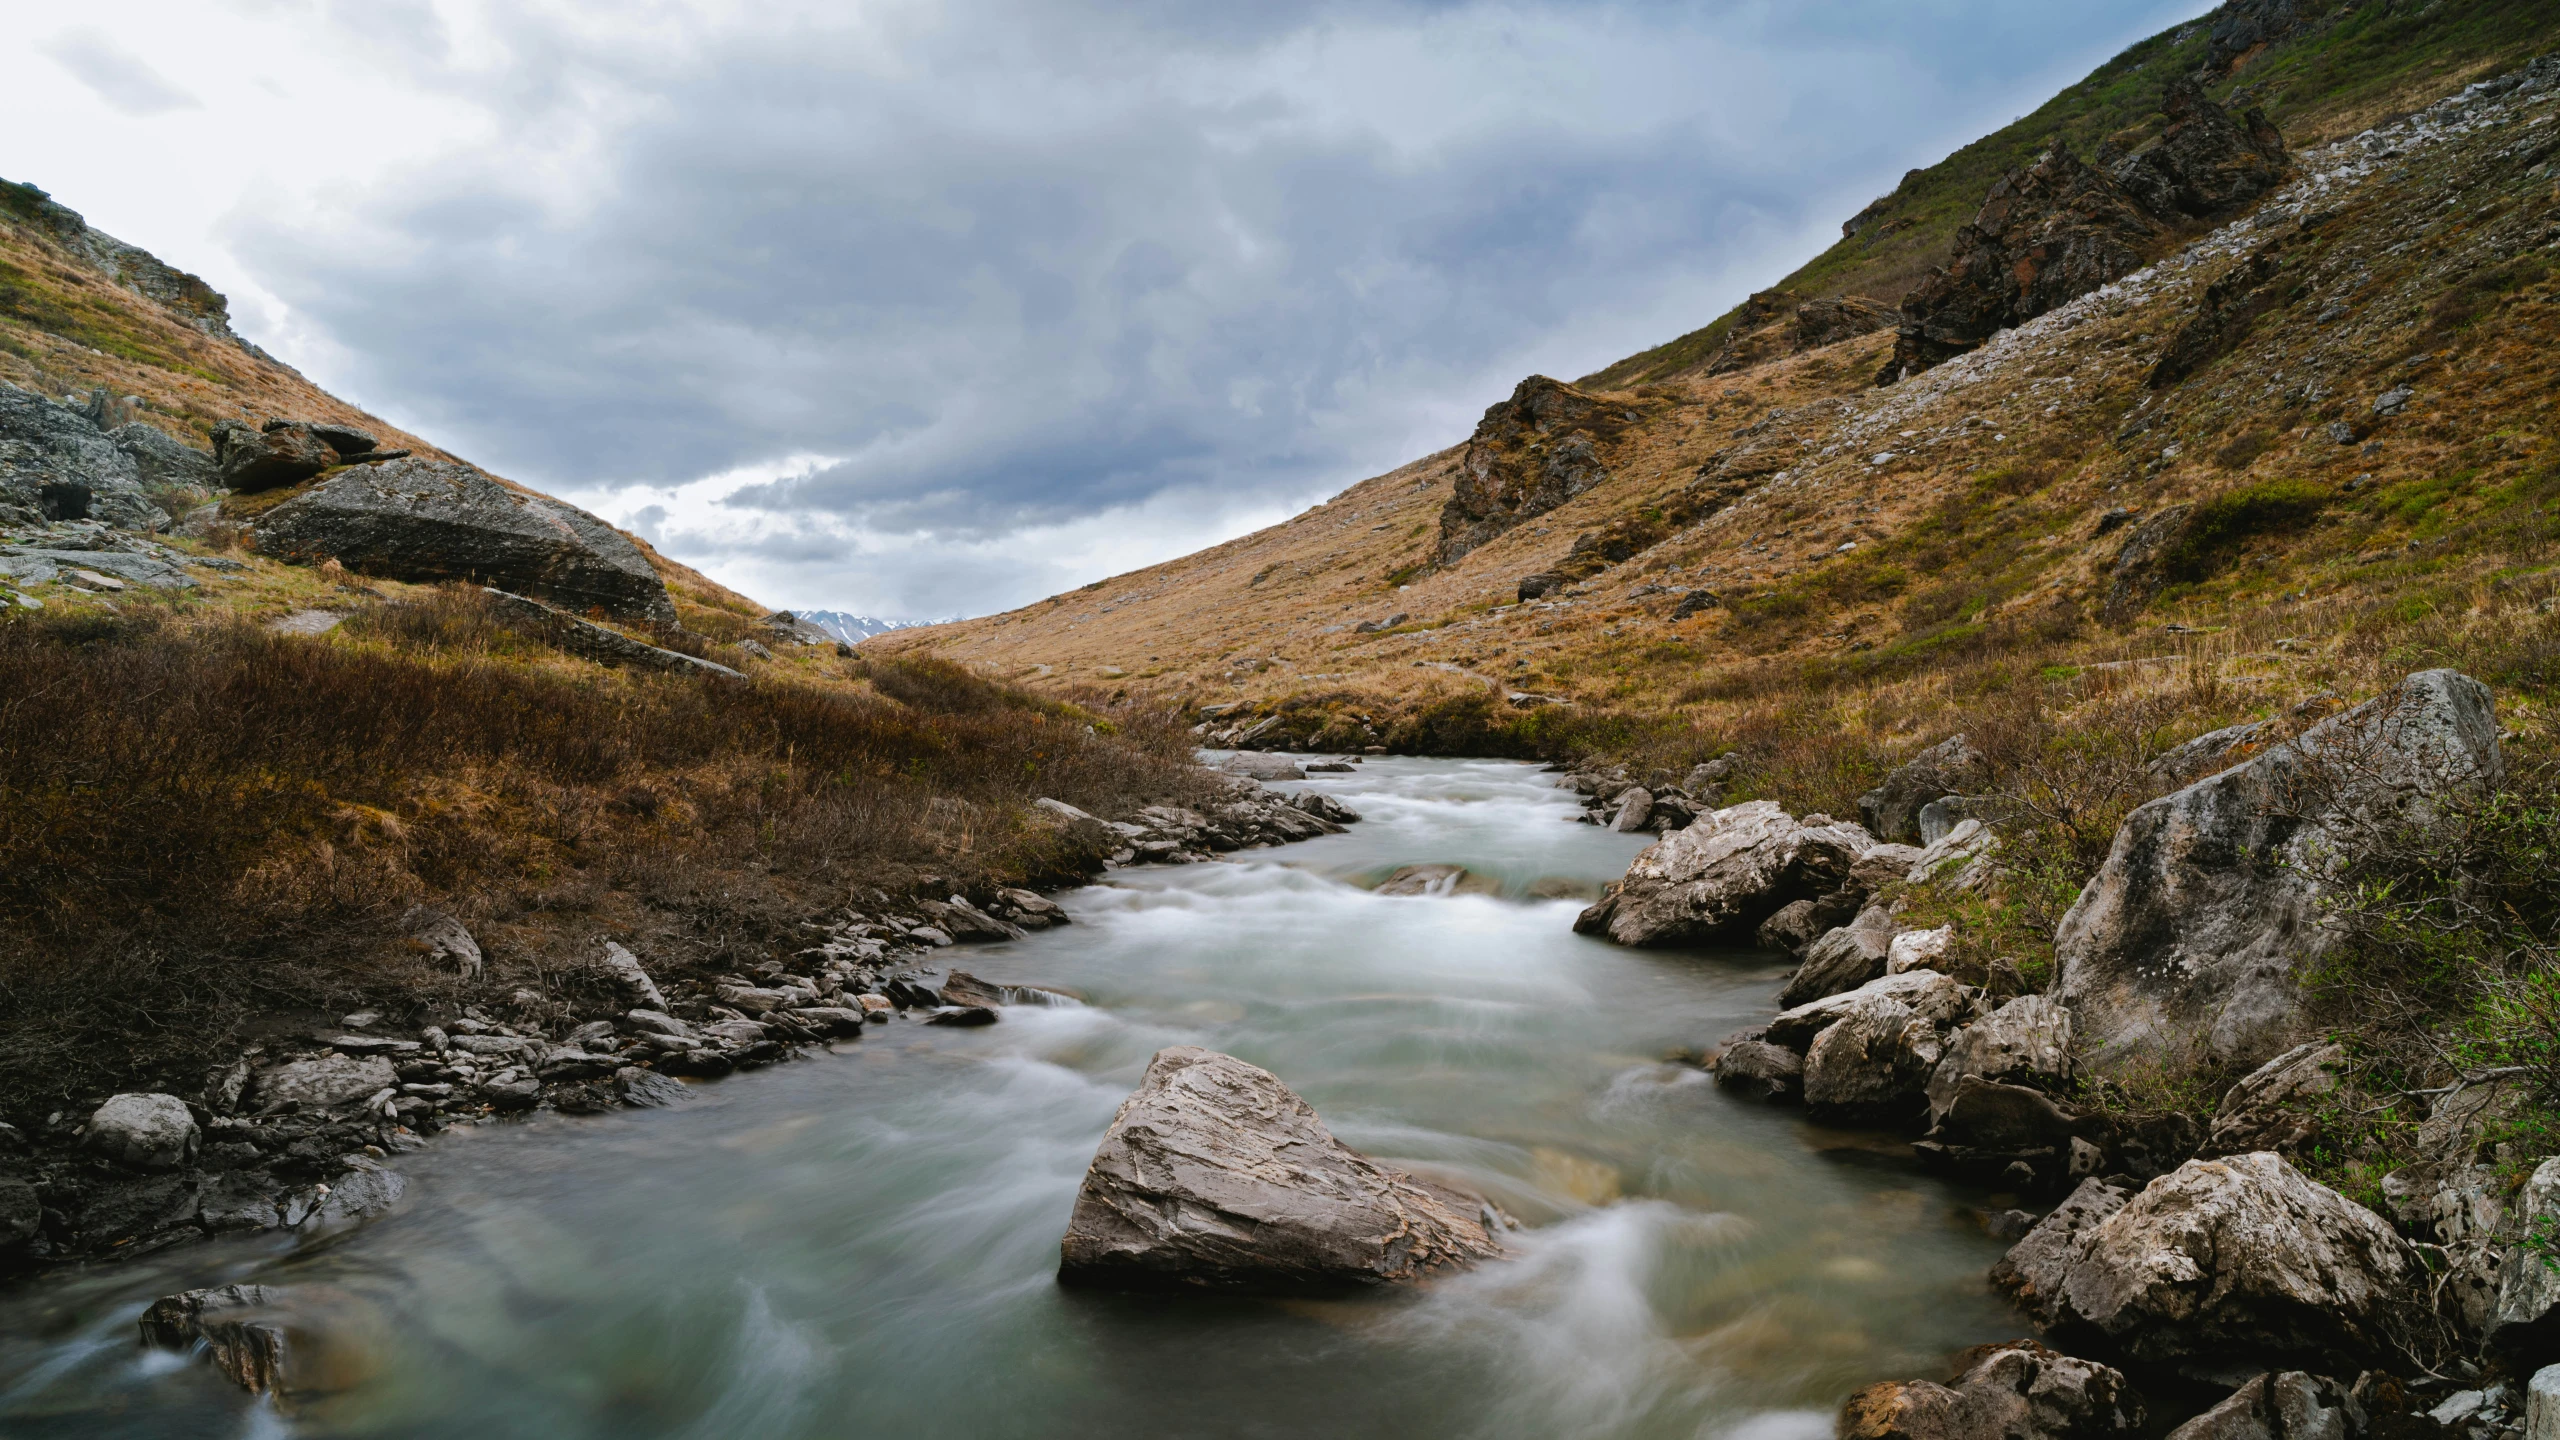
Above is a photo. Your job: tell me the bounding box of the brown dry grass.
[0,588,1207,1114]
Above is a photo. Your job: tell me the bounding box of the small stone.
[925,1005,999,1027]
[85,1093,201,1171]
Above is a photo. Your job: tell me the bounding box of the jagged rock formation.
[2056,669,2504,1072]
[1057,1046,1503,1294]
[0,383,173,530]
[2203,0,2307,80]
[250,457,679,624]
[1839,1339,2144,1440]
[1433,376,1640,565]
[1882,81,2290,383]
[1574,800,1915,948]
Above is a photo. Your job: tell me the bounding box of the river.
[0,757,2023,1439]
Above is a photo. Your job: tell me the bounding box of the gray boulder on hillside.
[109,422,215,490]
[0,383,169,530]
[1862,734,1990,845]
[217,422,336,492]
[251,457,677,623]
[2056,670,2503,1073]
[1057,1046,1503,1294]
[2010,1152,2424,1378]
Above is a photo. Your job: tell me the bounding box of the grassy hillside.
[1581,0,2560,389]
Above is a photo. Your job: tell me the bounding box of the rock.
[1926,995,2074,1126]
[761,610,836,645]
[109,422,215,489]
[1907,818,2000,890]
[0,382,168,531]
[1374,864,1496,898]
[401,905,482,980]
[926,1005,999,1027]
[2165,1372,2361,1440]
[2018,1152,2423,1376]
[2106,79,2291,222]
[140,1284,293,1394]
[1711,1031,1805,1103]
[2203,0,2309,78]
[1518,571,1564,601]
[1781,913,1897,1007]
[2530,1367,2560,1440]
[218,422,337,492]
[2373,386,2414,418]
[1756,897,1826,955]
[482,1076,540,1110]
[84,1093,200,1171]
[1803,990,1948,1121]
[1610,786,1655,832]
[1838,1339,2143,1440]
[1993,1176,2136,1314]
[1888,925,1955,974]
[1918,1077,2080,1184]
[1288,791,1361,825]
[307,423,377,456]
[249,457,677,624]
[1218,753,1306,781]
[1919,796,2013,847]
[998,887,1070,925]
[1766,969,1977,1051]
[1434,376,1633,565]
[598,940,668,1009]
[481,589,741,680]
[1580,801,1880,948]
[2201,1043,2343,1159]
[939,972,1081,1008]
[2491,1157,2560,1359]
[257,1054,398,1111]
[2056,670,2504,1073]
[1862,735,1990,845]
[304,1168,405,1228]
[1670,588,1722,620]
[2103,503,2196,619]
[2147,721,2277,788]
[1795,295,1899,350]
[617,1067,691,1106]
[1057,1046,1502,1294]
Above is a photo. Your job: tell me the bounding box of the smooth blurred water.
[0,758,2025,1439]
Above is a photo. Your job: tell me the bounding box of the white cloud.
[38,29,201,117]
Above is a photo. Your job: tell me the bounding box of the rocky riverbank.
[3,772,1360,1290]
[1559,665,2560,1435]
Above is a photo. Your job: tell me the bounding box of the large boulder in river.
[2005,1152,2424,1378]
[1861,734,1989,845]
[2056,670,2503,1073]
[0,382,168,530]
[250,456,677,623]
[1057,1046,1503,1294]
[1839,1339,2144,1440]
[1575,801,1894,948]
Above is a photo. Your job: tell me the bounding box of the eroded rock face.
[1434,376,1636,565]
[1926,995,2073,1127]
[2057,670,2503,1072]
[2165,1371,2359,1440]
[250,457,677,624]
[0,383,168,530]
[1803,993,1947,1121]
[1057,1046,1502,1294]
[1839,1339,2144,1440]
[2201,1042,2343,1159]
[1881,82,2289,383]
[2014,1153,2423,1377]
[1862,735,1990,846]
[1780,911,1897,1007]
[1577,801,1879,948]
[218,423,337,492]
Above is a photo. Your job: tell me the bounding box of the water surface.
[0,758,2023,1439]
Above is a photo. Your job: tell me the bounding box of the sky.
[11,0,2214,619]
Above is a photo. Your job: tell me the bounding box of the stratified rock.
[598,940,668,1009]
[255,1054,396,1111]
[1434,376,1634,565]
[2022,1152,2424,1375]
[140,1285,292,1394]
[2165,1371,2361,1440]
[85,1093,200,1171]
[2203,0,2308,78]
[1219,753,1306,781]
[2108,79,2292,222]
[1862,735,1990,845]
[109,422,215,489]
[483,589,741,680]
[2200,1043,2343,1159]
[1926,995,2074,1127]
[1057,1046,1502,1294]
[307,423,377,456]
[2147,721,2277,789]
[0,382,167,531]
[1756,898,1827,955]
[1577,801,1879,948]
[1839,1339,2144,1440]
[219,422,336,492]
[2056,670,2504,1072]
[250,456,677,624]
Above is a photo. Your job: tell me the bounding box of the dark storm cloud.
[233,0,2208,615]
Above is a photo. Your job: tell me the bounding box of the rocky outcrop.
[2200,1043,2343,1159]
[1803,985,1956,1121]
[109,421,215,490]
[0,383,170,530]
[1433,376,1637,565]
[2005,1152,2424,1377]
[1796,296,1900,350]
[482,589,740,680]
[1057,1046,1503,1294]
[1780,905,1898,1006]
[1882,83,2289,383]
[1839,1340,2144,1440]
[2056,669,2504,1072]
[1863,735,1991,845]
[2203,0,2306,79]
[249,457,678,624]
[216,422,339,492]
[2165,1371,2360,1440]
[1575,801,1901,948]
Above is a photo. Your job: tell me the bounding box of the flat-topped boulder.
[1058,1046,1503,1294]
[1576,800,1885,948]
[249,456,676,624]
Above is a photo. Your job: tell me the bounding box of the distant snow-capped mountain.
[784,610,953,645]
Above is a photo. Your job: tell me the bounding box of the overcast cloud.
[11,0,2210,617]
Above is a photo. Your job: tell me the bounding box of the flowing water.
[0,758,2026,1439]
